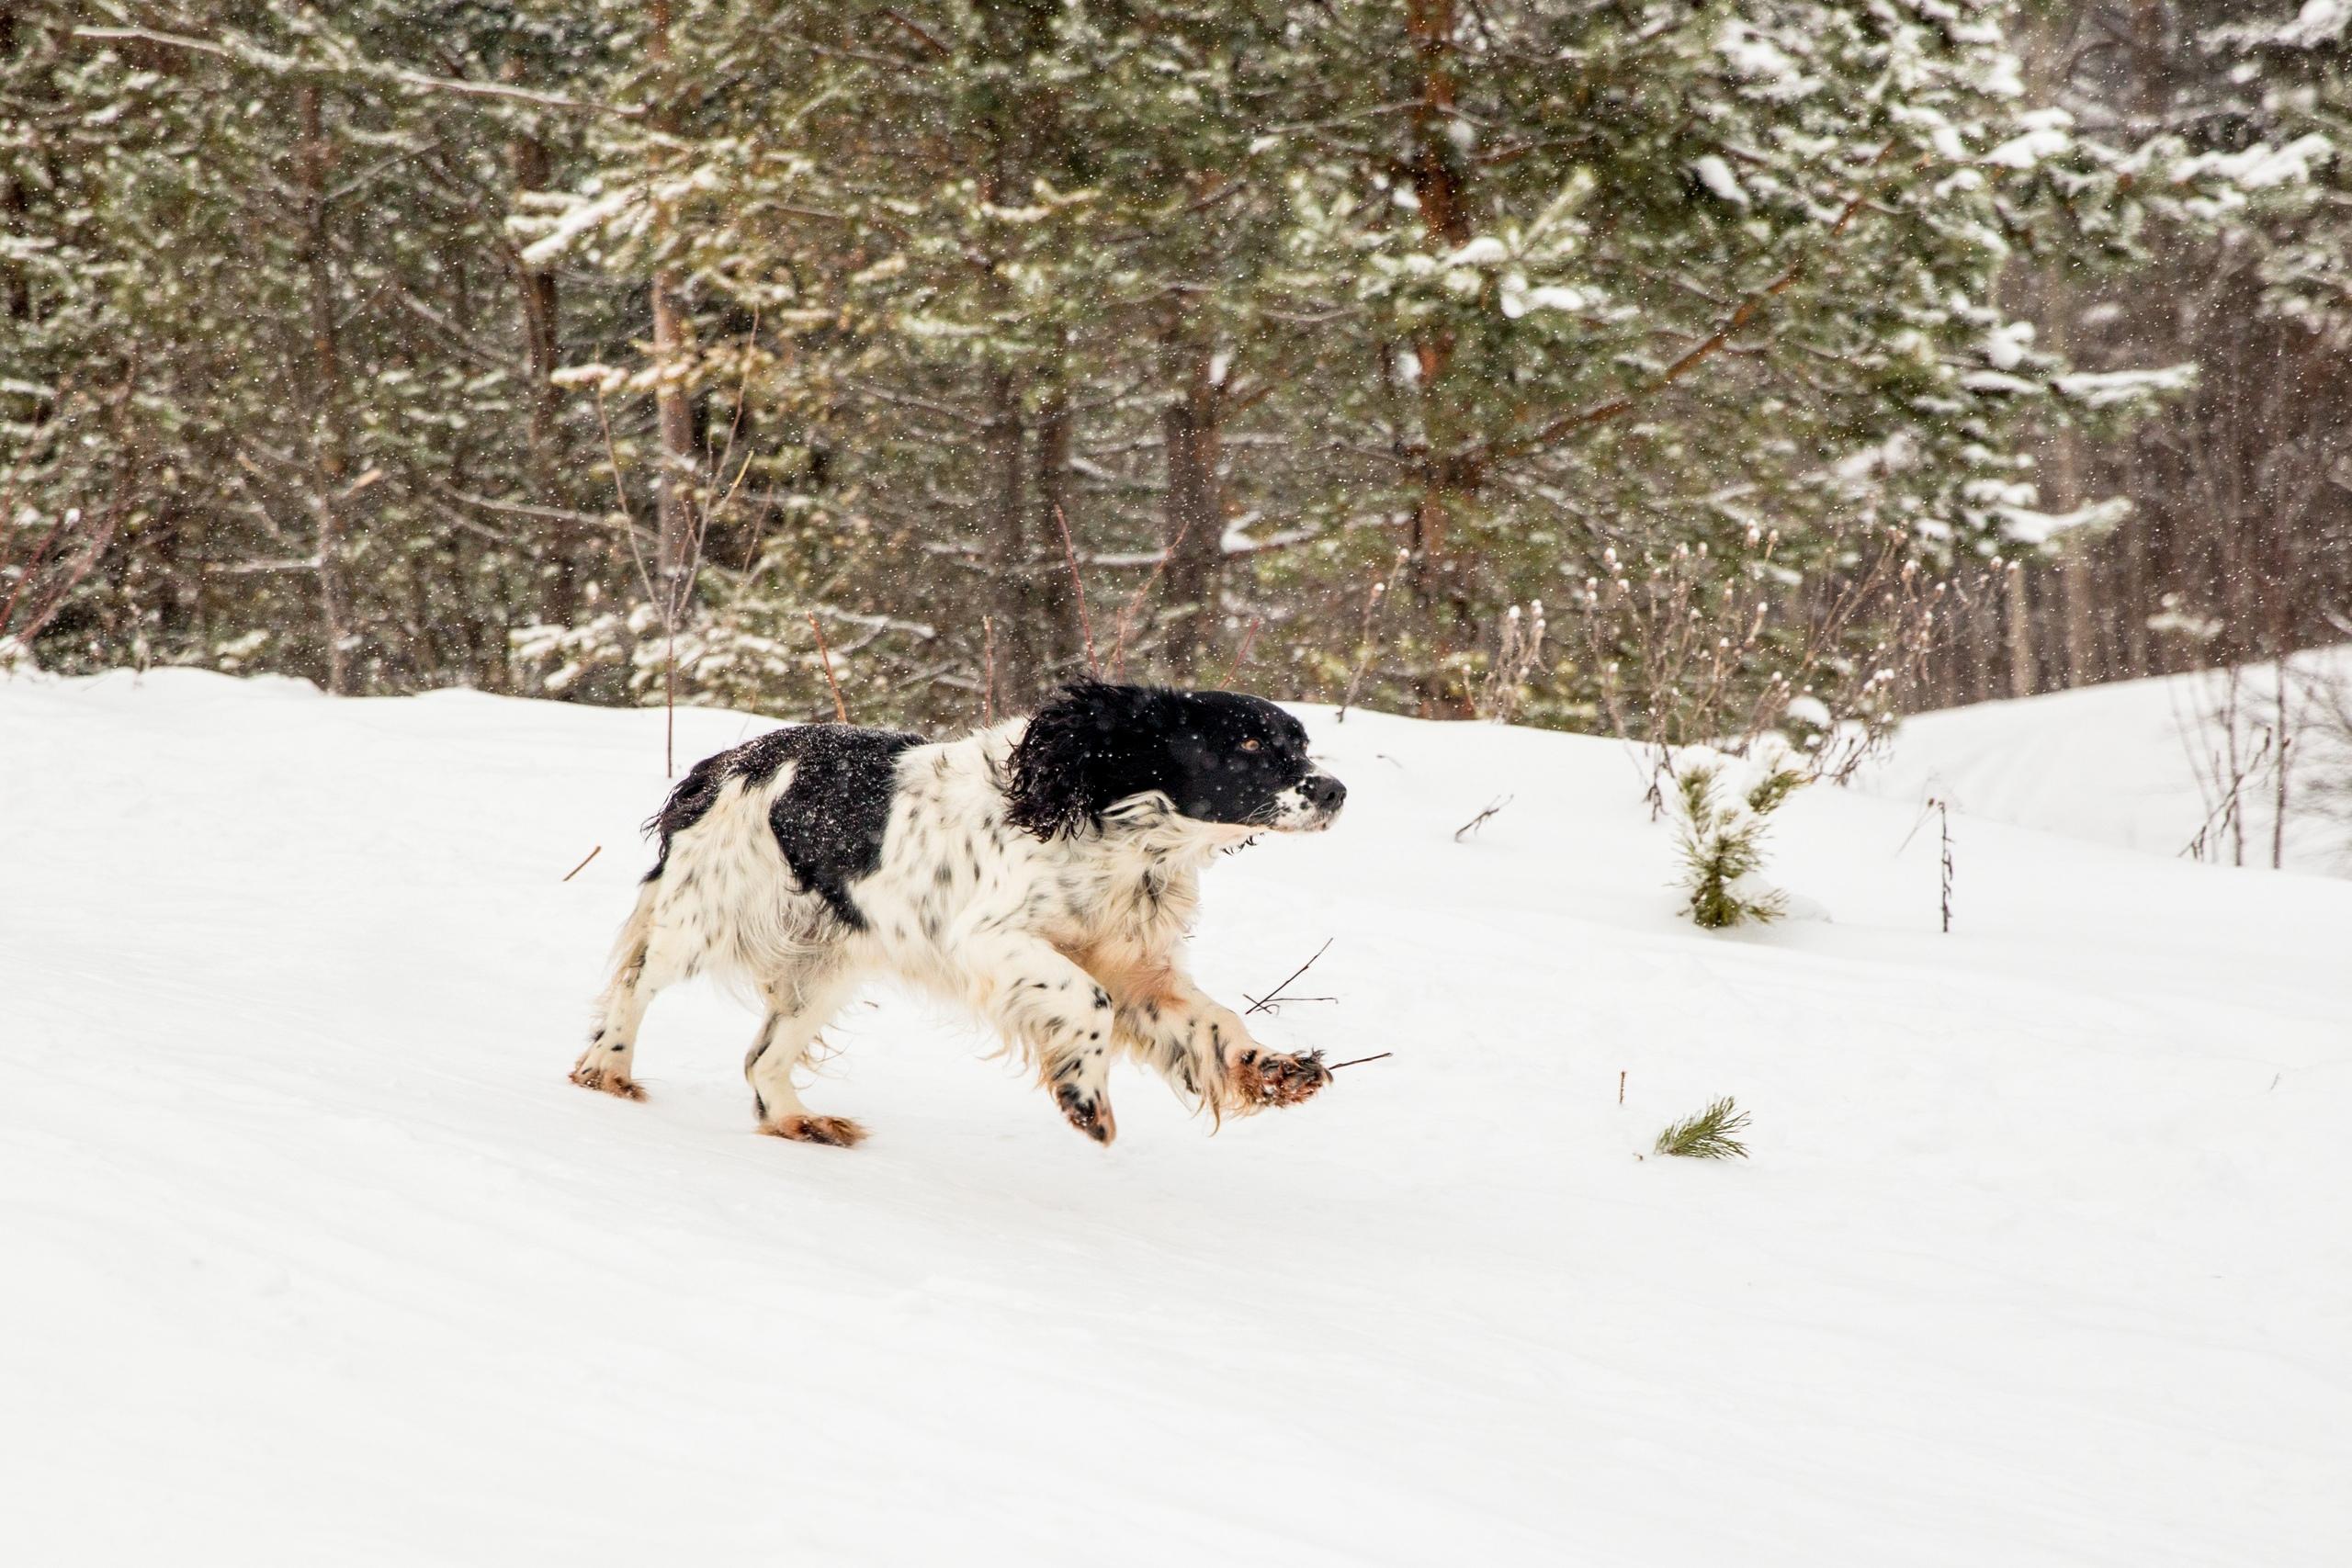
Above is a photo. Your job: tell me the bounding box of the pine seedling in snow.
[1654,1098,1751,1161]
[1668,748,1805,930]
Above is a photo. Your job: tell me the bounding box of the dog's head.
[1005,682,1347,840]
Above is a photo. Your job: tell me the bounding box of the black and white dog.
[571,682,1347,1147]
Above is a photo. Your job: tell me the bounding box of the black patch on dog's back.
[645,724,923,928]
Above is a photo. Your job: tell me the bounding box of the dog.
[570,682,1348,1147]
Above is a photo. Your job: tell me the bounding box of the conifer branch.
[73,27,644,118]
[1654,1098,1751,1160]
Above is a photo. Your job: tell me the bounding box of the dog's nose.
[1305,774,1346,813]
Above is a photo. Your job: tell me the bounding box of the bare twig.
[1109,512,1194,679]
[1326,1052,1393,1072]
[560,845,603,882]
[1218,615,1262,688]
[1453,795,1513,841]
[1337,547,1410,723]
[1243,938,1332,1016]
[880,8,953,58]
[981,615,997,727]
[808,612,849,722]
[1052,503,1099,676]
[1933,796,1953,934]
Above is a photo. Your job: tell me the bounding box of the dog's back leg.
[746,959,867,1147]
[571,877,695,1100]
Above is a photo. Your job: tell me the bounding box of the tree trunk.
[500,53,581,640]
[504,57,560,466]
[1032,383,1081,675]
[1160,331,1224,677]
[1968,576,1997,702]
[1403,0,1477,717]
[647,0,697,602]
[984,369,1036,696]
[296,83,351,696]
[2005,567,2037,700]
[2061,550,2096,688]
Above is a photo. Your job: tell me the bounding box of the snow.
[1498,273,1586,319]
[2052,363,2199,410]
[1994,495,2134,548]
[2273,0,2351,49]
[1690,154,1750,208]
[1860,652,2352,877]
[6,668,2350,1565]
[2171,134,2334,195]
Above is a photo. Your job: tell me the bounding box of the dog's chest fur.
[860,728,1230,976]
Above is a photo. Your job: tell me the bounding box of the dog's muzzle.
[1267,773,1347,831]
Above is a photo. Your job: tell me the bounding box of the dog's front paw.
[1055,1083,1118,1146]
[762,1113,867,1148]
[1229,1047,1331,1110]
[570,1062,647,1100]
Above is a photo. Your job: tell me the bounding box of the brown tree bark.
[1032,383,1081,674]
[984,369,1038,696]
[1,60,25,323]
[296,83,351,695]
[1402,0,1478,716]
[2005,567,2037,699]
[1159,330,1225,677]
[503,51,579,630]
[647,0,698,599]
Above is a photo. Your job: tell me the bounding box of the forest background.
[6,1,2349,749]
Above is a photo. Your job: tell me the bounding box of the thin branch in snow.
[1243,939,1333,1017]
[1453,795,1513,841]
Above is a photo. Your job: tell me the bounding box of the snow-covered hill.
[1862,652,2352,876]
[5,668,2347,1566]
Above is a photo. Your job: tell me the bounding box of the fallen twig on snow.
[560,845,602,882]
[1242,937,1333,1016]
[1453,795,1513,841]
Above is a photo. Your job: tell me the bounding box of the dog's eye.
[1239,739,1261,752]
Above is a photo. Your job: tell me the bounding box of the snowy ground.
[1862,650,2352,877]
[5,667,2348,1566]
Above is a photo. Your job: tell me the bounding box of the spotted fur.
[571,683,1347,1146]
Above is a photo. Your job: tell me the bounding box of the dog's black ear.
[1005,681,1155,840]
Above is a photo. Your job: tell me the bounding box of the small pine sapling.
[1668,747,1804,929]
[1654,1097,1751,1160]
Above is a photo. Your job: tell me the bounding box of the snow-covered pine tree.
[22,0,2325,732]
[1668,743,1805,930]
[30,2,640,693]
[1266,0,2257,722]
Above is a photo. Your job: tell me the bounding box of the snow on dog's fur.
[571,682,1348,1147]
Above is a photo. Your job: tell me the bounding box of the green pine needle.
[1654,1097,1751,1160]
